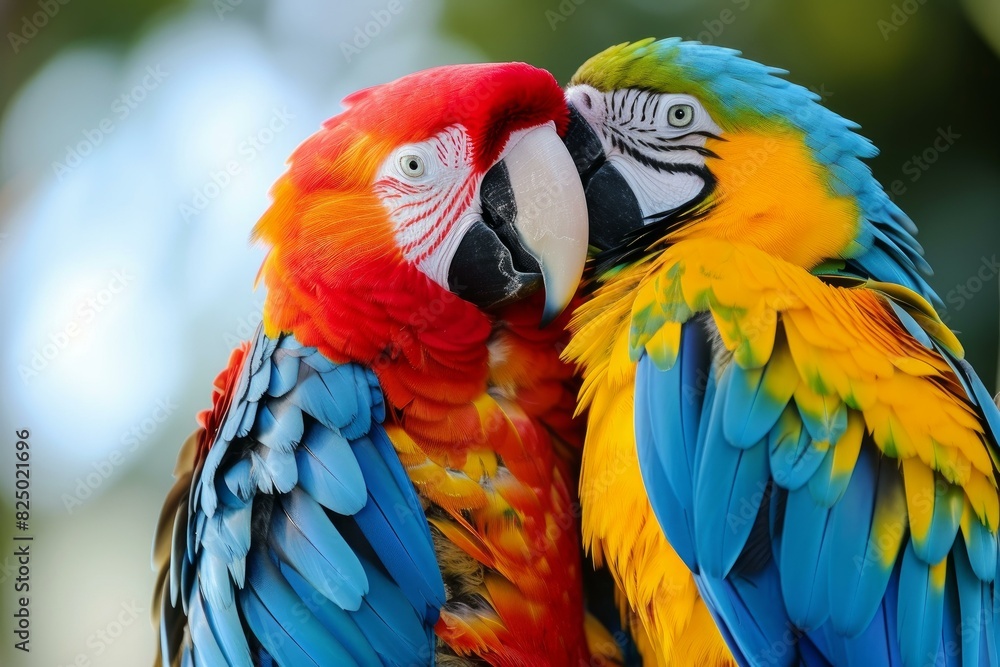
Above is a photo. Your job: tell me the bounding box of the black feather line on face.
[607,126,723,171]
[591,164,718,277]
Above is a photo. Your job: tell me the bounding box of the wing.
[631,238,1000,667]
[152,325,445,667]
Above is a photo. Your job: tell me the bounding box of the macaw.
[150,61,613,666]
[561,38,1000,666]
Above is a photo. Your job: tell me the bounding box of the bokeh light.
[0,1,997,665]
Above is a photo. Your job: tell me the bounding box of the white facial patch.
[566,84,723,219]
[373,122,567,292]
[373,125,480,288]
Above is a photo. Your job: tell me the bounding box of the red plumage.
[242,63,595,664]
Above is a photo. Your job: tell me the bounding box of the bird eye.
[667,104,694,128]
[399,155,425,178]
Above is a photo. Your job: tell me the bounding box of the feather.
[897,543,946,667]
[236,399,258,439]
[886,300,933,349]
[960,506,998,582]
[352,435,445,615]
[251,445,297,494]
[808,411,864,507]
[241,547,353,666]
[157,327,445,667]
[634,323,711,569]
[778,486,832,629]
[695,566,798,667]
[634,425,697,569]
[904,460,963,565]
[953,540,986,667]
[252,397,304,453]
[279,562,381,666]
[269,487,368,610]
[769,406,828,491]
[723,342,797,448]
[269,349,301,398]
[198,550,234,609]
[200,579,253,667]
[168,496,188,607]
[827,446,906,636]
[288,374,357,434]
[301,349,337,373]
[187,588,230,666]
[248,356,271,402]
[694,366,770,578]
[958,359,1000,445]
[295,423,367,515]
[794,387,848,447]
[222,458,256,505]
[351,555,437,665]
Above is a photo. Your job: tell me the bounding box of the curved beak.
[563,102,644,251]
[448,123,588,325]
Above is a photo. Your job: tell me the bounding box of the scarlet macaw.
[151,62,611,666]
[562,38,1000,666]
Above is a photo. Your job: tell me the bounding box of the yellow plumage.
[567,259,735,667]
[567,236,999,664]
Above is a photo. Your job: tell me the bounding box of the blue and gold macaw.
[562,38,1000,666]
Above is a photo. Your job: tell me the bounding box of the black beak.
[564,103,644,252]
[446,124,589,324]
[447,161,541,309]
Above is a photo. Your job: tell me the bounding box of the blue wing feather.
[241,546,354,666]
[778,486,832,630]
[294,423,367,515]
[352,433,445,616]
[953,541,986,667]
[269,349,300,398]
[269,487,368,609]
[897,543,946,667]
[826,446,903,636]
[280,562,382,666]
[635,316,1000,666]
[723,362,794,449]
[154,326,446,665]
[187,588,234,666]
[769,408,828,491]
[252,397,304,453]
[634,324,710,570]
[693,364,770,579]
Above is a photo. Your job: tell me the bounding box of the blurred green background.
[0,0,997,665]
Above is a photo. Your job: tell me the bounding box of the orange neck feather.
[672,130,861,270]
[254,179,494,445]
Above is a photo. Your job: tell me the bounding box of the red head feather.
[245,66,592,662]
[251,62,570,439]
